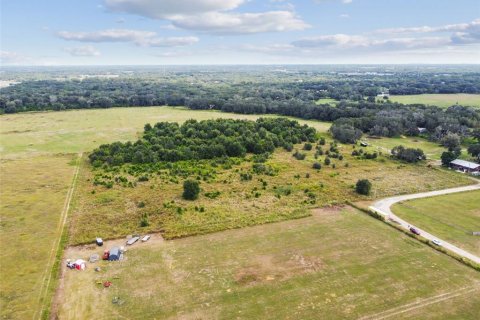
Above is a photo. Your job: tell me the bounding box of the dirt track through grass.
[360,285,480,320]
[34,153,82,319]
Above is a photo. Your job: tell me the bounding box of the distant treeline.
[2,73,480,143]
[89,118,316,166]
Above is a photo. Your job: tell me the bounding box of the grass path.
[34,153,82,320]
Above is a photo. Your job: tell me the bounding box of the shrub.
[324,157,331,165]
[139,214,150,227]
[293,150,306,160]
[330,123,362,144]
[303,143,313,151]
[441,151,457,166]
[182,179,200,200]
[391,145,425,163]
[205,191,221,199]
[312,162,321,170]
[356,179,372,195]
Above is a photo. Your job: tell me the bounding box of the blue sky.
[1,0,479,65]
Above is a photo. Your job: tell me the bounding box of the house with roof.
[449,159,480,174]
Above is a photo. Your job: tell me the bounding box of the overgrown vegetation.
[89,118,316,166]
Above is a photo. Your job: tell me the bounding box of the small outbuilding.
[449,159,480,173]
[108,247,120,261]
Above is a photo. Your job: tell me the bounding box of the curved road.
[369,181,480,265]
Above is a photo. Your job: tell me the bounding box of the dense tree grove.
[88,118,316,166]
[2,66,480,145]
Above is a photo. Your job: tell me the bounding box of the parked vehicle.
[141,235,151,242]
[126,236,140,245]
[432,239,442,246]
[410,227,420,235]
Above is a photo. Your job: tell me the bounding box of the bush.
[312,162,322,170]
[182,179,200,200]
[356,179,372,195]
[139,214,150,227]
[303,143,313,151]
[391,145,426,163]
[441,151,457,166]
[330,123,362,144]
[324,157,331,165]
[293,150,306,160]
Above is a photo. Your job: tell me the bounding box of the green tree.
[441,151,457,166]
[467,144,480,161]
[356,179,372,195]
[182,179,200,200]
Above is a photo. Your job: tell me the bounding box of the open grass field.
[362,136,454,161]
[0,155,77,319]
[392,190,480,256]
[0,107,331,158]
[389,94,480,109]
[0,107,329,319]
[0,106,476,319]
[55,206,480,319]
[68,138,472,245]
[315,98,338,105]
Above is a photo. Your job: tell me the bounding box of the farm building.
[449,159,480,173]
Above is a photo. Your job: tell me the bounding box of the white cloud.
[0,51,30,64]
[57,29,156,42]
[64,45,101,57]
[339,13,350,18]
[138,36,199,47]
[103,0,309,34]
[171,11,309,34]
[292,19,480,51]
[104,0,245,19]
[342,0,352,4]
[293,34,450,51]
[57,29,198,47]
[376,19,480,35]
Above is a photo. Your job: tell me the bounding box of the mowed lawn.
[56,207,480,320]
[0,107,331,157]
[392,190,480,256]
[389,93,480,109]
[0,155,77,319]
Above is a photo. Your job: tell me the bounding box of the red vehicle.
[410,227,420,235]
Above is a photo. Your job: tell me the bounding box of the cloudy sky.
[1,0,479,65]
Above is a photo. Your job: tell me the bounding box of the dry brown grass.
[68,141,473,244]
